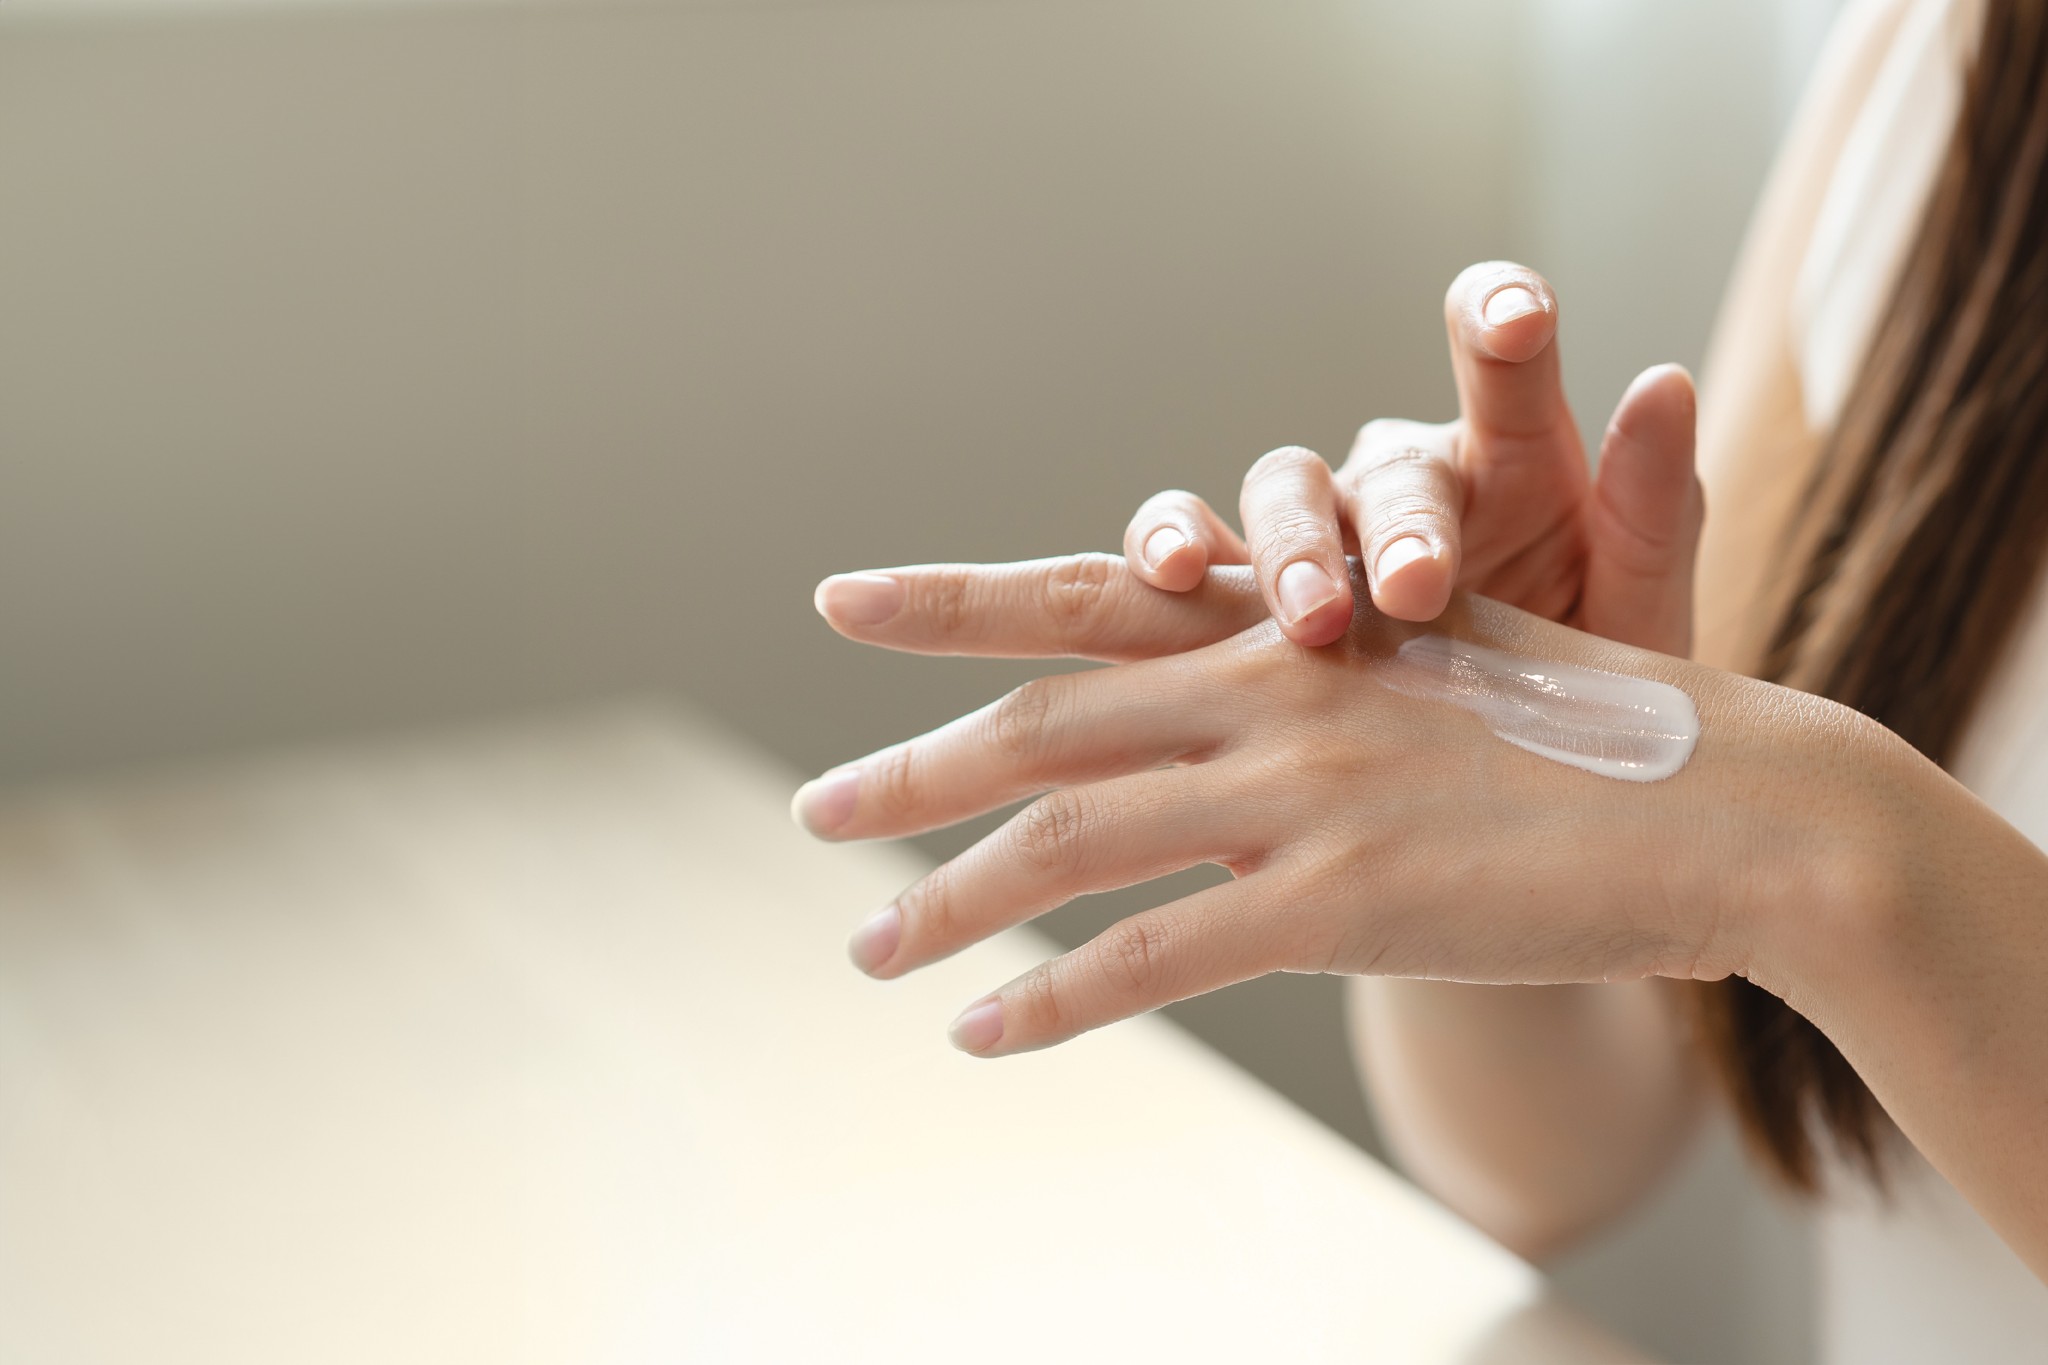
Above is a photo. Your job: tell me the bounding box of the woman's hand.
[799,555,1877,1057]
[1122,262,1704,656]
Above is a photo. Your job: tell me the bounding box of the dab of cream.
[1376,636,1699,782]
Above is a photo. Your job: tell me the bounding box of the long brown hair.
[1698,0,2048,1193]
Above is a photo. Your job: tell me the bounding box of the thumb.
[1582,364,1704,657]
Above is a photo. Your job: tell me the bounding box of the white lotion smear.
[1377,636,1700,782]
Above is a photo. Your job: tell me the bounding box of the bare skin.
[1120,262,1702,659]
[798,554,2048,1287]
[800,0,2048,1283]
[1086,0,1930,1263]
[1116,258,1709,1261]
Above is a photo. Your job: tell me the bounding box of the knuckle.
[1247,445,1323,484]
[865,744,921,821]
[1042,553,1116,643]
[1013,964,1070,1040]
[1102,915,1170,997]
[925,572,973,639]
[1015,788,1094,873]
[1254,508,1336,559]
[902,863,960,942]
[990,676,1061,763]
[1347,421,1451,482]
[1365,488,1453,535]
[1369,444,1444,474]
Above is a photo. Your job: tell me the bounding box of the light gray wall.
[0,1,1831,1359]
[0,0,1512,1190]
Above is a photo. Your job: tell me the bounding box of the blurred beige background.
[1,0,1836,1359]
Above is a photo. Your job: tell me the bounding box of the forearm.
[1349,975,1704,1261]
[1754,719,2048,1283]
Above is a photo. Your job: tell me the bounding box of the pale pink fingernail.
[847,904,901,975]
[948,996,1005,1054]
[1375,535,1436,586]
[1277,560,1339,625]
[790,766,859,836]
[814,573,904,626]
[1142,526,1188,570]
[1483,285,1542,328]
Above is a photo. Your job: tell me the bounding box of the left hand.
[1119,263,1703,657]
[796,555,1869,1056]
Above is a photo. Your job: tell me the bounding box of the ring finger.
[850,765,1262,978]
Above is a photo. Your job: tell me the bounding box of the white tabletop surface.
[0,706,1644,1363]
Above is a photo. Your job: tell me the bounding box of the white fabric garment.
[1789,0,2048,1358]
[1792,0,1978,432]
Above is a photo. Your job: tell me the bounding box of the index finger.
[1444,261,1570,444]
[813,554,1267,662]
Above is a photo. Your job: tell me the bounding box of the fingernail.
[790,766,859,836]
[1375,535,1436,586]
[1142,525,1188,570]
[948,996,1005,1054]
[1277,560,1339,625]
[1483,285,1542,328]
[847,904,901,975]
[814,573,904,626]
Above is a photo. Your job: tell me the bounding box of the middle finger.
[815,554,1266,662]
[1239,446,1356,648]
[1338,418,1464,622]
[791,648,1236,843]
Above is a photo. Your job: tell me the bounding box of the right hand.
[802,551,1880,1058]
[1121,261,1704,656]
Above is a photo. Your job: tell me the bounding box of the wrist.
[1698,682,1920,1006]
[1731,694,1938,1030]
